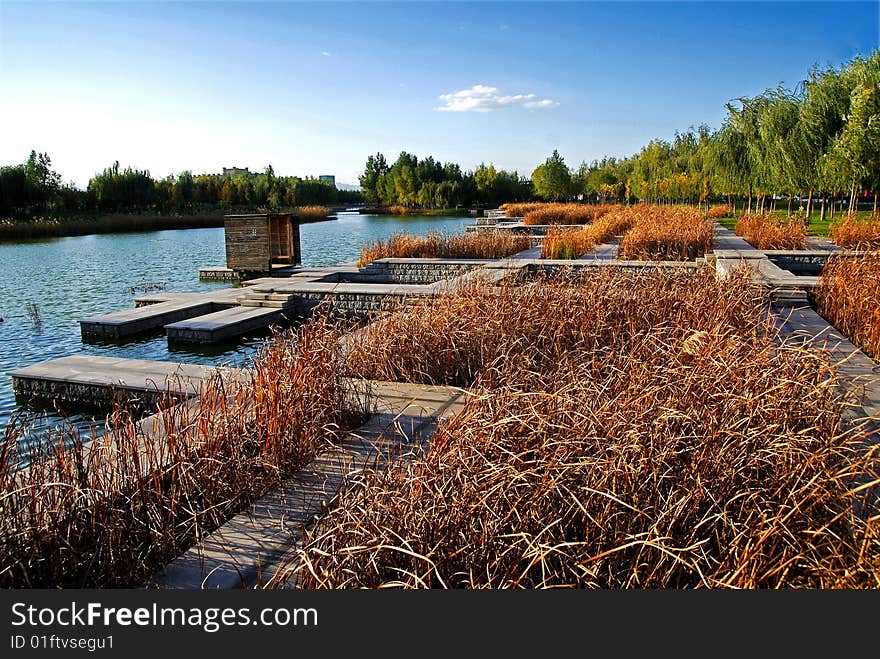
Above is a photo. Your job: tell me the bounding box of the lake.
[0,212,472,435]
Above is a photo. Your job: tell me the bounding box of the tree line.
[0,158,363,217]
[360,51,878,217]
[572,51,879,219]
[4,52,876,220]
[359,152,533,209]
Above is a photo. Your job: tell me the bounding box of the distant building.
[319,175,336,186]
[223,166,250,177]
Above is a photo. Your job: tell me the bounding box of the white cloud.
[436,84,558,112]
[321,51,331,57]
[523,98,560,109]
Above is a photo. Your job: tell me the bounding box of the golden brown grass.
[283,269,880,588]
[816,254,880,360]
[344,268,762,387]
[500,202,547,218]
[735,213,807,250]
[618,205,713,260]
[706,205,733,219]
[293,205,330,221]
[357,231,532,266]
[524,203,617,226]
[0,315,366,587]
[540,209,637,259]
[831,214,880,249]
[541,227,596,259]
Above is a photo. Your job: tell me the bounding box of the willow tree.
[800,64,851,221]
[707,123,751,212]
[724,100,769,212]
[753,88,815,216]
[826,54,880,212]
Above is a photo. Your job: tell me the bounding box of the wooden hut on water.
[224,213,302,274]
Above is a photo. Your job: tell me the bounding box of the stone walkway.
[149,381,467,589]
[773,305,880,430]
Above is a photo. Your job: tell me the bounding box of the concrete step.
[166,306,284,344]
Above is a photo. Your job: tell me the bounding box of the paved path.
[582,240,619,260]
[149,381,467,589]
[773,305,880,428]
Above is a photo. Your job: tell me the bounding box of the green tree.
[359,153,389,206]
[532,149,571,201]
[827,55,880,211]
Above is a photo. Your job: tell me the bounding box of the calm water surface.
[0,213,471,434]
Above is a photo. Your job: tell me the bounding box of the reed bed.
[285,270,880,588]
[0,315,366,587]
[618,205,713,260]
[541,227,597,259]
[293,205,330,221]
[0,212,225,241]
[816,254,880,360]
[499,202,547,218]
[706,205,734,219]
[357,231,532,266]
[524,203,617,226]
[735,213,807,250]
[831,214,880,249]
[540,209,636,259]
[346,268,767,387]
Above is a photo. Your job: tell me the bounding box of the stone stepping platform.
[9,355,236,406]
[166,306,284,344]
[82,286,245,340]
[81,298,218,340]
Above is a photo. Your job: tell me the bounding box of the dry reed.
[499,202,547,218]
[618,205,713,260]
[287,269,880,588]
[293,206,330,221]
[816,254,880,360]
[524,203,617,226]
[357,231,532,266]
[541,227,597,259]
[706,205,733,219]
[735,213,807,250]
[540,209,637,259]
[0,314,365,587]
[831,214,880,249]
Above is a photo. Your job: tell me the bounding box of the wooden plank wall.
[225,216,270,271]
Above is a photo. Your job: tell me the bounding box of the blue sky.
[1,1,877,187]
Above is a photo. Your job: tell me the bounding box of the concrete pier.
[166,306,284,343]
[81,298,220,340]
[80,259,489,345]
[9,355,235,407]
[82,287,244,340]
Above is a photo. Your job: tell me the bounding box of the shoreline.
[0,210,338,242]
